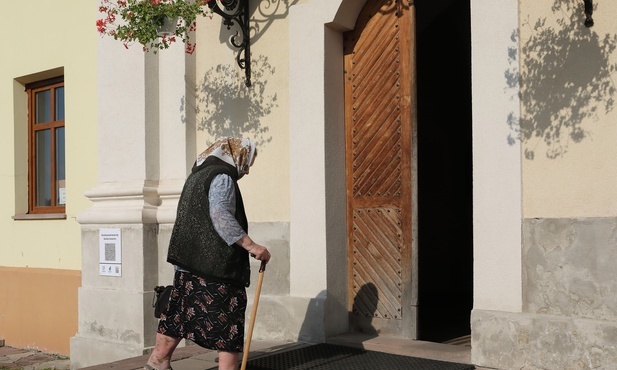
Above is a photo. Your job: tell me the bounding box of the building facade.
[0,0,97,356]
[3,1,617,369]
[472,1,617,368]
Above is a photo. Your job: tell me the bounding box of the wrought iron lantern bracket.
[208,0,252,86]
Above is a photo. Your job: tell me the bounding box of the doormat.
[245,343,475,370]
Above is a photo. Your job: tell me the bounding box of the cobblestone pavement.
[0,346,70,370]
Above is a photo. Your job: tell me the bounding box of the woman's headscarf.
[195,137,257,178]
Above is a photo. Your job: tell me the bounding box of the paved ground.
[0,345,71,370]
[0,334,489,370]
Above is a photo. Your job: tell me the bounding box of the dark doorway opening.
[416,0,473,343]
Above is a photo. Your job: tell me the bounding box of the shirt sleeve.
[208,174,247,245]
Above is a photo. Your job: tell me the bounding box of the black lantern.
[584,0,594,27]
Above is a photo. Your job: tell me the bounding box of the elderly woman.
[145,137,271,370]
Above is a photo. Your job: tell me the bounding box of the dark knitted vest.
[166,157,250,287]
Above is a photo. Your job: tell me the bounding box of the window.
[26,77,65,214]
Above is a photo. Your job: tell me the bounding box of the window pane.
[36,90,51,124]
[36,130,51,206]
[56,127,66,205]
[55,87,65,121]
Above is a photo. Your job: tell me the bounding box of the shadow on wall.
[506,0,617,159]
[349,283,379,337]
[297,284,378,343]
[191,0,301,146]
[249,0,300,45]
[298,290,328,343]
[194,55,277,146]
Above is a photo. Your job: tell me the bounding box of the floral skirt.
[157,270,247,352]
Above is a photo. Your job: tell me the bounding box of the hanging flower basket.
[156,15,179,36]
[97,0,213,54]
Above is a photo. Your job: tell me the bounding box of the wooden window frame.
[26,76,65,215]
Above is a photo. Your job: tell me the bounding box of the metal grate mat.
[245,343,476,370]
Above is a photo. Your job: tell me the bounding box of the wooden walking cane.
[241,261,266,370]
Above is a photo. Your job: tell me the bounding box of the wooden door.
[344,0,416,337]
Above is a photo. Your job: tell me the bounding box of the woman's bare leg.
[146,333,181,369]
[218,351,240,370]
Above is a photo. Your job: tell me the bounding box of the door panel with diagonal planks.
[344,0,415,336]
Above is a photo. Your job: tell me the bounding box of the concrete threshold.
[327,333,473,365]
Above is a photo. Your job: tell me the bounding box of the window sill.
[13,213,67,220]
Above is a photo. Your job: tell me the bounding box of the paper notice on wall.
[58,188,66,205]
[99,228,122,277]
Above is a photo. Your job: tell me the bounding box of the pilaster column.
[70,32,191,367]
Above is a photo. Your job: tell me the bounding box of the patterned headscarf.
[195,137,257,178]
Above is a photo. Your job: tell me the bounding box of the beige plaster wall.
[472,0,523,312]
[0,1,98,269]
[520,0,617,218]
[194,1,293,222]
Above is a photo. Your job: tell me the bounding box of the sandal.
[144,364,173,370]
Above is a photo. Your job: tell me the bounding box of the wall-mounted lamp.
[208,0,252,87]
[584,0,594,27]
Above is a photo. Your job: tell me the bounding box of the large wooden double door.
[344,0,416,337]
